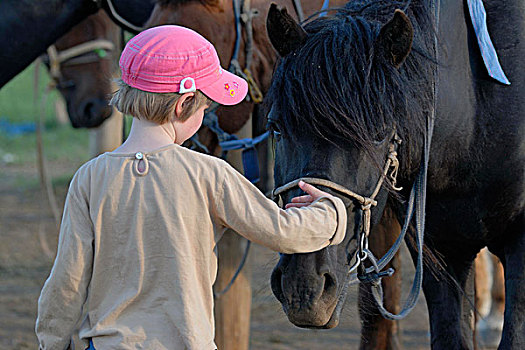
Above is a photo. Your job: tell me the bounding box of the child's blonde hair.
[110,79,211,124]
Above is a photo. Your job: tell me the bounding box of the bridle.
[271,124,428,321]
[272,131,403,280]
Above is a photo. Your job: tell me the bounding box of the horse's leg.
[359,206,402,350]
[476,250,504,348]
[474,248,492,319]
[497,214,525,349]
[415,242,477,350]
[490,254,505,318]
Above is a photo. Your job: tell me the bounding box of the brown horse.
[145,1,402,349]
[44,11,120,129]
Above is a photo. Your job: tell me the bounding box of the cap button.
[135,152,144,160]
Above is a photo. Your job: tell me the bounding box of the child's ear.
[174,92,195,120]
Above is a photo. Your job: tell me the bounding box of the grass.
[0,63,91,166]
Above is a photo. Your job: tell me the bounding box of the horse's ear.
[267,3,307,57]
[375,9,413,68]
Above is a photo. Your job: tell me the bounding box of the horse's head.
[50,12,118,128]
[265,3,424,328]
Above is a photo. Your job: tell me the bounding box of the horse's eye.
[55,80,76,90]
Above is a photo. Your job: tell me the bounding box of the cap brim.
[200,70,248,106]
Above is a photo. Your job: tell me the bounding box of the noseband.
[42,40,116,89]
[272,132,402,277]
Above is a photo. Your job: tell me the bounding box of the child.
[36,25,347,350]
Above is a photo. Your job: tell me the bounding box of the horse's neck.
[0,0,97,87]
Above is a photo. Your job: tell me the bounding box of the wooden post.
[89,78,124,156]
[89,108,123,156]
[214,118,252,350]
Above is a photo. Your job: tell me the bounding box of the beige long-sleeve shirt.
[36,144,347,350]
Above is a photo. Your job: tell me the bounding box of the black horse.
[266,0,524,348]
[0,0,153,89]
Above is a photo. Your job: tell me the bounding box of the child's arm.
[214,163,347,253]
[35,180,93,350]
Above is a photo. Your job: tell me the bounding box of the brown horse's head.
[51,12,119,128]
[144,0,298,155]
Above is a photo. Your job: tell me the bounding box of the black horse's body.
[0,0,153,88]
[266,0,524,348]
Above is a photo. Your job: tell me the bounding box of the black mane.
[266,0,436,170]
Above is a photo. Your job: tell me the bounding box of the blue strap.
[189,133,210,154]
[192,109,270,184]
[201,110,237,144]
[86,338,96,350]
[219,131,270,151]
[222,131,269,184]
[230,0,242,65]
[319,0,330,17]
[241,147,260,183]
[467,0,510,85]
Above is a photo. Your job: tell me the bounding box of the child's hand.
[285,181,333,209]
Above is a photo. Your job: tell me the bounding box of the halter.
[42,39,115,88]
[272,132,403,279]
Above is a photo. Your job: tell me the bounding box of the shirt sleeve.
[213,162,347,254]
[35,178,94,350]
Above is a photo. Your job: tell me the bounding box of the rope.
[274,177,377,207]
[54,40,115,65]
[240,0,263,103]
[33,58,62,259]
[103,0,145,33]
[292,0,305,22]
[213,241,252,298]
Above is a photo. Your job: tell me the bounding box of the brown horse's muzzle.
[70,98,112,128]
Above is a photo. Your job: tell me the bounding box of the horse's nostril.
[74,99,112,128]
[271,267,286,306]
[83,101,95,116]
[323,272,336,294]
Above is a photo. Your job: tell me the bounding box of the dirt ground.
[0,161,434,349]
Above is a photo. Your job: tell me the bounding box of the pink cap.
[119,25,248,106]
